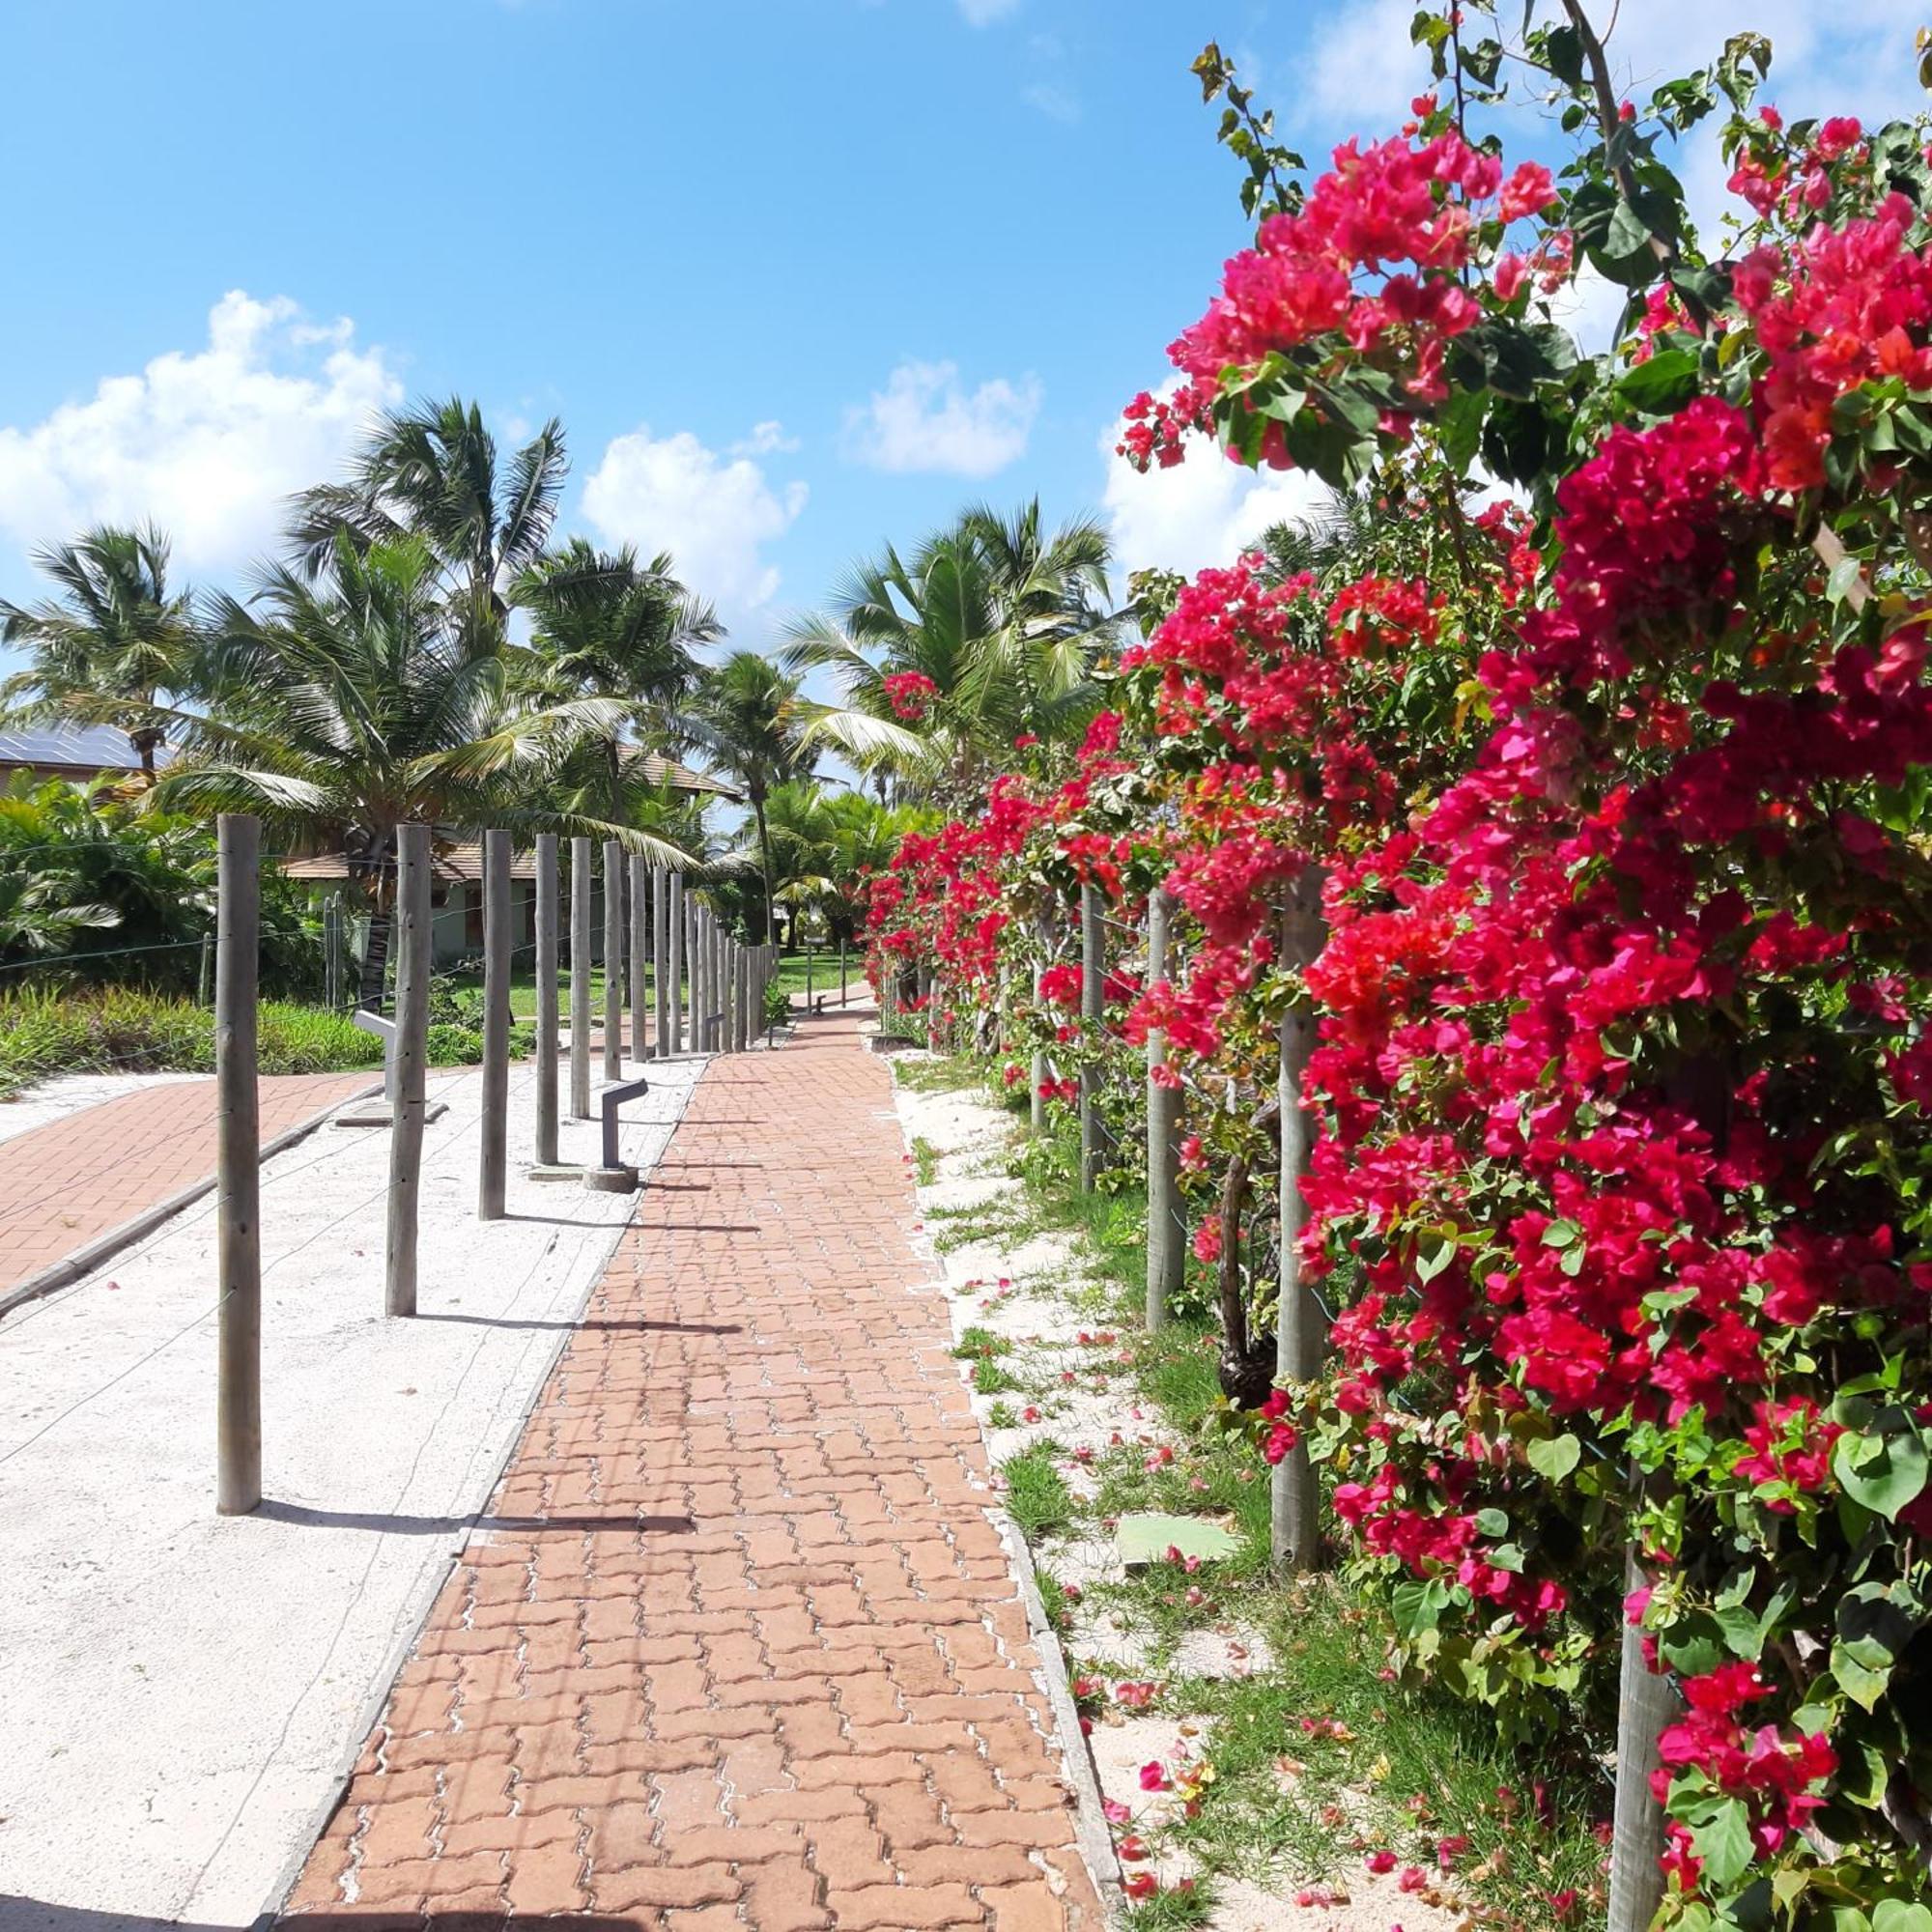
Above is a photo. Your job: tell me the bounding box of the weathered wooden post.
[478,829,511,1220]
[386,821,432,1319]
[1146,887,1182,1331]
[652,866,669,1058]
[629,854,648,1062]
[1272,869,1327,1569]
[603,839,624,1079]
[805,942,813,1013]
[534,833,559,1165]
[1079,883,1106,1191]
[323,892,344,1010]
[214,812,262,1516]
[1030,904,1053,1138]
[1608,1546,1675,1932]
[712,919,725,1050]
[684,895,699,1051]
[668,871,685,1055]
[570,838,593,1118]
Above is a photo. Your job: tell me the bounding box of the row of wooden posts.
[211,814,780,1520]
[997,876,1667,1932]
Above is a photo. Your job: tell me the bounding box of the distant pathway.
[281,1009,1101,1930]
[0,1069,379,1306]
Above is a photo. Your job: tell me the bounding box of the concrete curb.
[995,1510,1128,1926]
[0,1075,385,1321]
[253,1056,707,1928]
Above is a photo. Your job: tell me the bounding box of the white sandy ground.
[892,1060,1469,1932]
[0,1047,706,1930]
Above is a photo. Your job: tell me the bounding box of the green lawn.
[444,948,865,1021]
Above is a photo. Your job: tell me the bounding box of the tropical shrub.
[867,11,1932,1924]
[0,777,321,997]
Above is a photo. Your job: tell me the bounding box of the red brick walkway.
[0,1069,380,1301]
[281,1009,1101,1930]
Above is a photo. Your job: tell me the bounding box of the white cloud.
[957,0,1019,22]
[842,359,1041,477]
[0,291,401,582]
[1099,391,1332,584]
[582,424,807,632]
[1022,81,1082,124]
[732,419,799,456]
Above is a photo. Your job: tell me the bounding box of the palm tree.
[688,652,816,942]
[152,534,687,1002]
[284,397,565,644]
[0,525,202,778]
[783,499,1121,799]
[514,538,720,814]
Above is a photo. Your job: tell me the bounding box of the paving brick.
[821,1882,983,1929]
[0,1071,377,1303]
[272,1013,1102,1928]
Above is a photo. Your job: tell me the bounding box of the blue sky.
[1,0,1925,659]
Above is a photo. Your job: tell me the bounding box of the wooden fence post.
[1608,1541,1675,1932]
[214,812,262,1516]
[478,829,511,1219]
[629,855,648,1062]
[685,895,699,1051]
[386,821,432,1319]
[603,839,624,1079]
[534,833,559,1165]
[1031,904,1052,1139]
[840,939,848,1009]
[1079,883,1106,1191]
[323,892,344,1010]
[570,838,593,1117]
[668,872,685,1055]
[1271,868,1327,1570]
[1146,887,1182,1332]
[652,866,669,1059]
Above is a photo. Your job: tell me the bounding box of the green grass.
[972,1355,1020,1396]
[952,1325,1010,1361]
[910,1134,940,1184]
[1001,1441,1074,1541]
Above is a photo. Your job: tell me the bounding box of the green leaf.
[1525,1434,1582,1481]
[1827,554,1865,605]
[1474,1507,1510,1538]
[1832,1426,1930,1520]
[1615,347,1699,416]
[1690,1796,1755,1889]
[1541,1219,1579,1248]
[1872,1905,1932,1932]
[1832,1638,1891,1711]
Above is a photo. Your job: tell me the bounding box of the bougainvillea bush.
[868,5,1932,1922]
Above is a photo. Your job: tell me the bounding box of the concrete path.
[0,1069,378,1304]
[282,1009,1102,1930]
[0,1050,705,1929]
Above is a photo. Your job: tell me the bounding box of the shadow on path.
[252,1502,696,1536]
[0,1905,655,1932]
[414,1313,741,1336]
